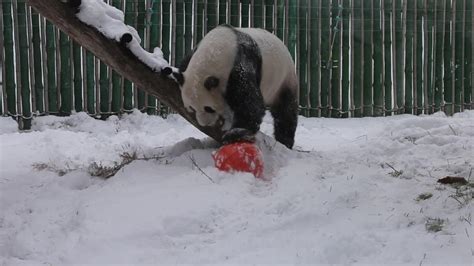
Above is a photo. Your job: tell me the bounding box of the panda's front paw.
[222,128,256,144]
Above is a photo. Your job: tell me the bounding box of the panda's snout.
[195,111,219,127]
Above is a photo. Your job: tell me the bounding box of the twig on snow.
[188,155,215,184]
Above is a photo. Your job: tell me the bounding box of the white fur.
[236,28,298,105]
[181,26,297,130]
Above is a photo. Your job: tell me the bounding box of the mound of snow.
[1,111,473,264]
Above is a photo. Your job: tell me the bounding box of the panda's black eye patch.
[204,76,219,90]
[204,106,216,113]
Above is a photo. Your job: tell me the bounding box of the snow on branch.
[74,0,175,73]
[28,0,225,142]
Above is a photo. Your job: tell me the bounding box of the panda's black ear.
[204,76,219,90]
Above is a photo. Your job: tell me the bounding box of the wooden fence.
[0,0,473,129]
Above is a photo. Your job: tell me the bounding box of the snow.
[76,0,175,72]
[0,110,473,265]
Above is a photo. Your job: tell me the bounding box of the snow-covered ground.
[0,110,473,265]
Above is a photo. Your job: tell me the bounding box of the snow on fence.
[0,0,473,129]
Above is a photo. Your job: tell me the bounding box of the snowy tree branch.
[27,0,225,142]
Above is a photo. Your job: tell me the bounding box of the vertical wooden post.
[184,0,192,51]
[253,0,263,28]
[405,0,414,114]
[0,2,4,115]
[454,0,464,113]
[230,0,239,27]
[122,0,135,111]
[264,0,273,32]
[433,0,445,112]
[309,0,321,117]
[373,0,384,116]
[320,0,330,117]
[362,0,373,116]
[196,0,205,43]
[341,0,350,117]
[3,1,16,116]
[31,9,44,114]
[242,0,250,27]
[383,0,393,116]
[425,0,434,114]
[110,0,123,113]
[147,0,161,115]
[207,0,217,30]
[394,0,405,114]
[330,1,342,117]
[134,0,146,111]
[465,0,472,109]
[352,0,363,117]
[276,0,284,39]
[72,42,83,112]
[415,0,423,115]
[297,0,307,116]
[17,0,32,127]
[218,0,227,25]
[443,0,453,114]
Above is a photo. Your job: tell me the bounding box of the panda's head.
[177,71,232,129]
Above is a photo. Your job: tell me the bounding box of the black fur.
[270,88,298,149]
[69,0,82,10]
[222,27,265,142]
[120,33,133,45]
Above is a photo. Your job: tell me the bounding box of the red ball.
[213,142,264,178]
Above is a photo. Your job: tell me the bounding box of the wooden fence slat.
[320,0,330,117]
[3,0,16,116]
[147,0,161,115]
[241,0,250,27]
[230,0,239,27]
[351,0,362,117]
[394,0,405,114]
[362,0,373,116]
[465,0,472,109]
[26,5,36,114]
[219,0,227,25]
[72,42,82,112]
[433,0,444,112]
[84,51,95,114]
[0,2,4,115]
[383,0,392,116]
[415,0,423,115]
[122,0,135,111]
[196,0,204,43]
[207,0,217,30]
[31,10,44,114]
[330,0,341,117]
[404,0,414,114]
[309,0,320,117]
[443,0,453,115]
[17,0,32,128]
[264,0,273,32]
[297,0,307,116]
[110,0,123,113]
[425,0,434,114]
[276,0,284,39]
[454,0,464,113]
[373,0,384,116]
[341,0,350,118]
[135,0,146,111]
[253,0,263,28]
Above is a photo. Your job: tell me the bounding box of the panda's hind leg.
[270,87,298,149]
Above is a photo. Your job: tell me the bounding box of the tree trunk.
[27,0,225,142]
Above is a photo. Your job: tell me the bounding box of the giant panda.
[169,25,299,149]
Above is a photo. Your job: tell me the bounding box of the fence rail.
[0,0,473,129]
